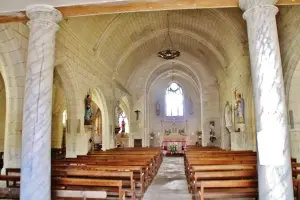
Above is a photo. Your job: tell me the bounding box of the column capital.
[239,0,278,11]
[26,4,62,27]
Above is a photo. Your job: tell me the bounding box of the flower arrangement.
[164,129,171,135]
[169,144,177,154]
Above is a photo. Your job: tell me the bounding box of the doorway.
[134,139,142,147]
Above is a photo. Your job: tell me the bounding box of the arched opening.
[0,73,5,170]
[145,63,202,148]
[89,101,102,152]
[51,69,67,159]
[287,61,300,161]
[92,88,111,150]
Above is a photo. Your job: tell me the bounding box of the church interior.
[1,0,300,199]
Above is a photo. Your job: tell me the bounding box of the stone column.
[239,0,294,199]
[20,5,62,200]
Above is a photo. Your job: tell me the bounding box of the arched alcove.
[0,73,5,155]
[92,88,111,150]
[287,61,300,161]
[147,68,202,148]
[51,69,67,158]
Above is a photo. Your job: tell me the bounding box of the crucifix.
[135,110,140,121]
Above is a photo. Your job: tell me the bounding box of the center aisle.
[143,157,192,200]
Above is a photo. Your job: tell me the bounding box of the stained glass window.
[166,83,184,116]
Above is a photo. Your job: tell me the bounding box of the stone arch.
[129,55,220,147]
[0,73,5,154]
[92,88,111,150]
[54,59,82,157]
[283,33,300,106]
[0,24,27,169]
[51,69,67,149]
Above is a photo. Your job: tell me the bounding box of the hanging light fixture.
[158,14,180,60]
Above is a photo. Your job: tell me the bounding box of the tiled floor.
[143,157,192,200]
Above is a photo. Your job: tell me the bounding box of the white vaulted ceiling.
[63,8,247,83]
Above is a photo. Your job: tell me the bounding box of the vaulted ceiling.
[60,5,300,90]
[63,8,248,83]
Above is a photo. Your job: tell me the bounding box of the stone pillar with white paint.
[20,5,62,200]
[240,0,294,199]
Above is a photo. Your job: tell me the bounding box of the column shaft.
[240,1,294,199]
[20,5,62,200]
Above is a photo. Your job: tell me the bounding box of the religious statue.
[234,90,245,124]
[224,101,233,128]
[155,101,160,116]
[121,119,125,133]
[84,94,93,125]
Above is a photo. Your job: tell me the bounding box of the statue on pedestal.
[234,91,245,124]
[84,94,93,125]
[224,101,233,132]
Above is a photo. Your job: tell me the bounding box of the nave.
[143,157,191,200]
[2,1,300,200]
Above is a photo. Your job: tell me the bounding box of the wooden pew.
[187,164,257,190]
[5,169,20,188]
[198,179,258,200]
[52,169,136,200]
[0,187,19,199]
[52,160,153,185]
[192,170,257,198]
[52,177,124,200]
[53,190,107,199]
[53,165,146,194]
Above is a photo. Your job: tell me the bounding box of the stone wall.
[218,57,256,151]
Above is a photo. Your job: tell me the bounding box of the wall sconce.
[135,110,140,121]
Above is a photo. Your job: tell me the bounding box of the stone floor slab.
[143,157,192,200]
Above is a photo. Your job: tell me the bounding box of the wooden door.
[134,139,142,147]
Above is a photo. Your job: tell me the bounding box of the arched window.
[166,83,184,116]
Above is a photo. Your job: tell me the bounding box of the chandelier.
[158,14,180,60]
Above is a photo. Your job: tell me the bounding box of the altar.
[160,135,187,154]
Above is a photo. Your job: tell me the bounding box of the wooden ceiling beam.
[0,0,300,24]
